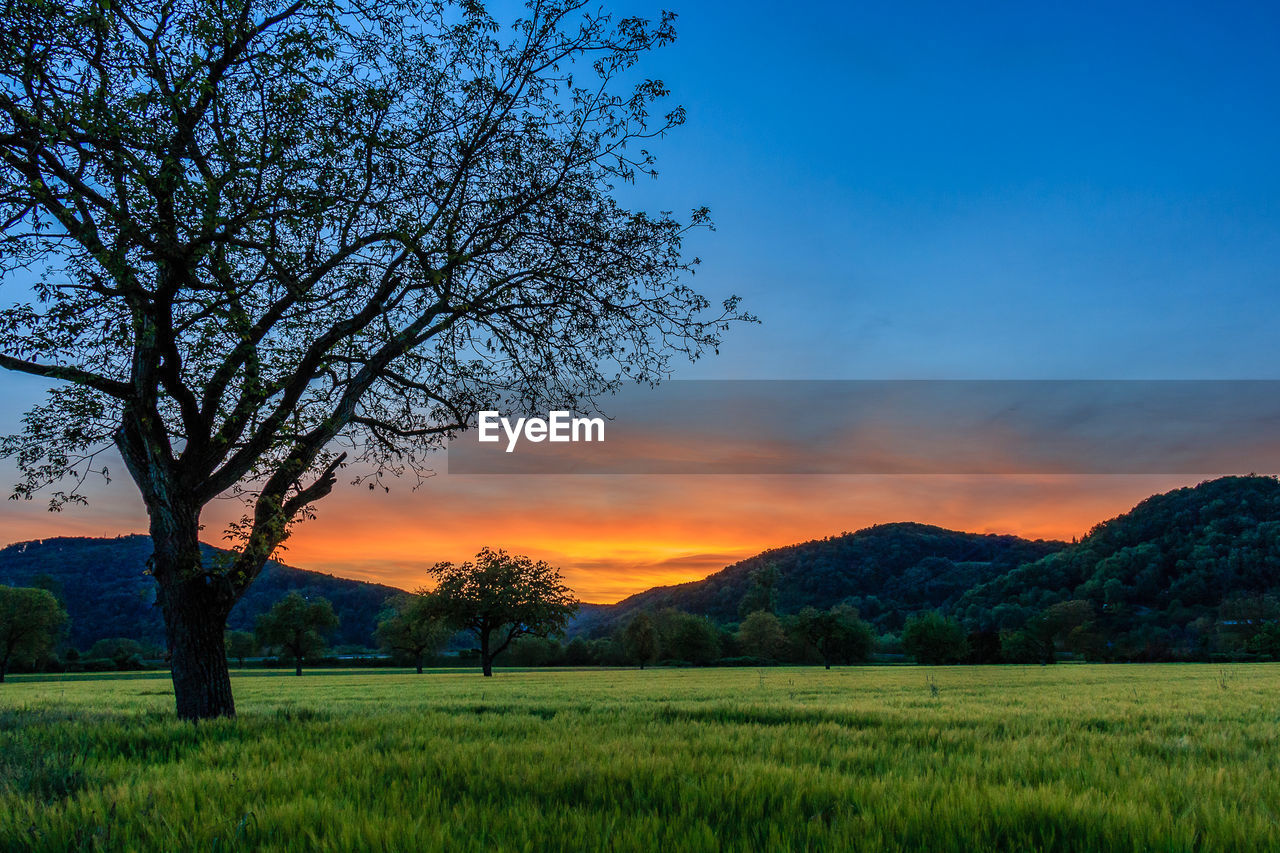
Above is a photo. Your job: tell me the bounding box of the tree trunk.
[161,576,236,720]
[480,631,493,676]
[295,656,303,677]
[151,510,237,721]
[415,655,424,675]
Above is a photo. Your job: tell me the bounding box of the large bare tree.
[0,0,747,718]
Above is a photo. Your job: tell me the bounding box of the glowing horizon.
[0,471,1207,603]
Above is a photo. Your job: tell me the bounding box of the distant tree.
[657,609,721,665]
[224,630,258,668]
[1006,599,1098,665]
[591,637,629,667]
[375,594,451,674]
[427,548,578,677]
[737,610,791,661]
[999,629,1044,664]
[902,612,968,665]
[738,563,780,618]
[563,636,595,667]
[255,592,338,676]
[506,636,565,667]
[87,637,148,669]
[0,586,67,682]
[1247,623,1280,660]
[793,605,875,668]
[622,612,660,669]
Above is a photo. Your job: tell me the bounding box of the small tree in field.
[902,611,968,665]
[622,611,659,669]
[737,610,790,661]
[427,548,578,677]
[793,605,875,669]
[255,592,338,676]
[0,586,67,682]
[0,0,749,719]
[376,593,451,674]
[655,609,720,665]
[224,630,257,668]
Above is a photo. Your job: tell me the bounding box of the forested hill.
[576,523,1066,635]
[0,535,405,648]
[953,475,1280,657]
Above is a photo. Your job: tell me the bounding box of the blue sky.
[619,0,1280,379]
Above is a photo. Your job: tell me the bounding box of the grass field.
[2,664,1279,851]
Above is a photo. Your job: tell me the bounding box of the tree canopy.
[0,0,744,718]
[427,548,577,676]
[792,605,874,668]
[224,629,257,667]
[621,611,659,668]
[375,593,451,674]
[901,611,968,665]
[0,586,67,682]
[255,591,338,675]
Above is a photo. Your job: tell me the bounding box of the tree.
[901,611,968,665]
[87,637,149,669]
[621,611,659,669]
[1000,629,1044,664]
[224,630,257,668]
[738,563,780,618]
[0,586,67,682]
[793,605,874,668]
[255,592,338,676]
[1004,600,1098,665]
[737,610,790,661]
[375,593,450,674]
[0,0,748,719]
[506,636,565,667]
[563,636,595,666]
[427,548,577,677]
[656,609,720,665]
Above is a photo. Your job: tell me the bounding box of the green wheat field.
[2,664,1278,851]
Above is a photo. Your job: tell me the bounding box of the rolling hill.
[0,535,405,649]
[954,474,1280,657]
[572,523,1067,636]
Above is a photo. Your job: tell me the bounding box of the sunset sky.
[3,1,1280,602]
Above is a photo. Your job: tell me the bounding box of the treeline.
[499,604,877,668]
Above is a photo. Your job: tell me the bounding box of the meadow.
[2,664,1278,852]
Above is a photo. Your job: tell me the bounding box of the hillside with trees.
[8,477,1280,665]
[575,523,1066,635]
[955,475,1280,660]
[576,476,1280,662]
[0,536,401,649]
